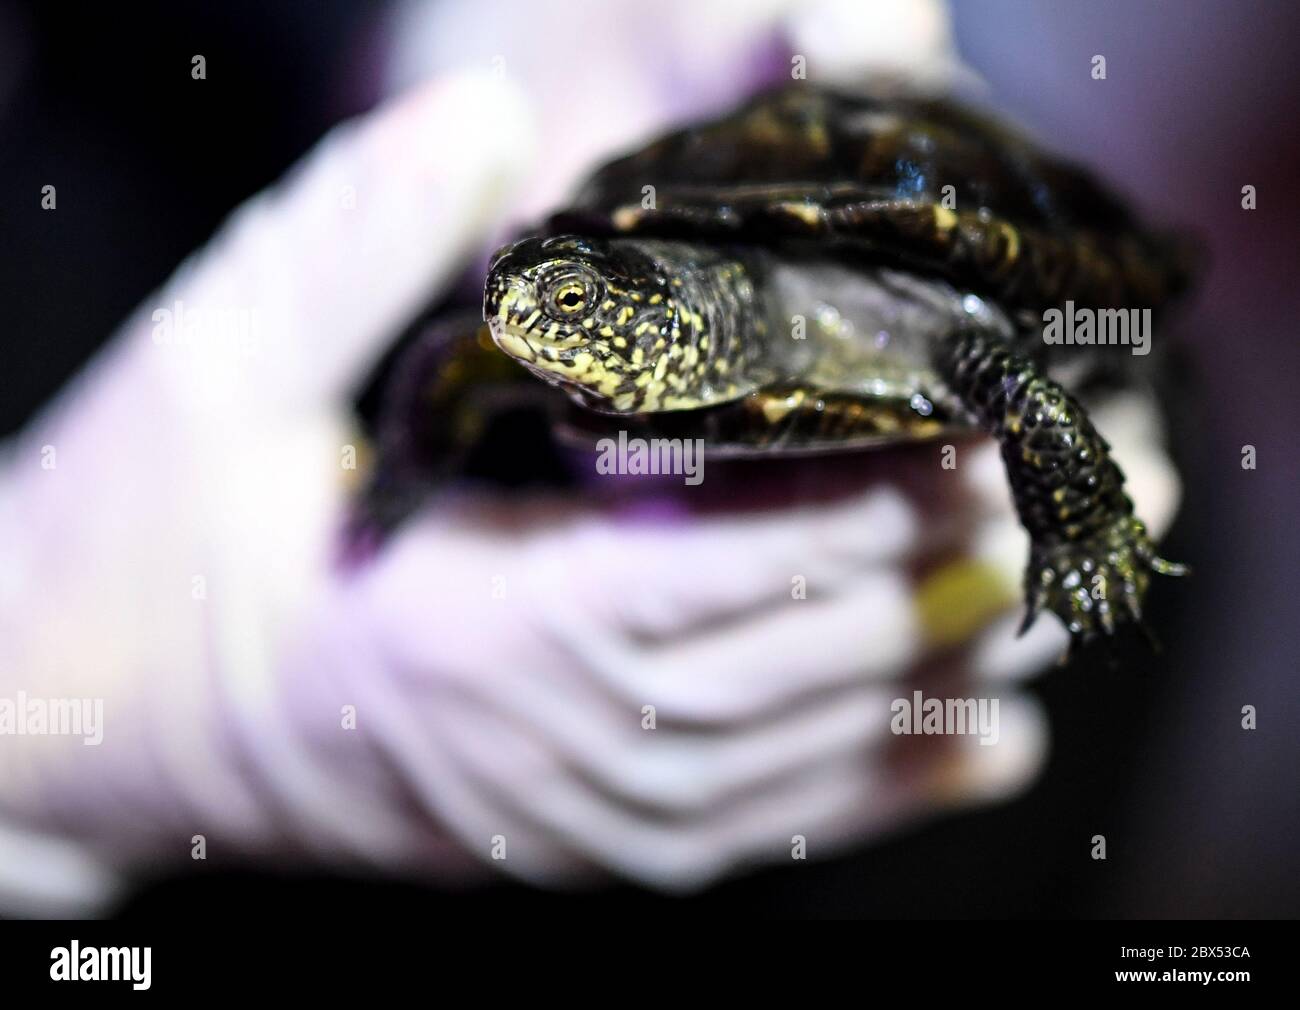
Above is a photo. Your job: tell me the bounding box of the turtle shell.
[549,84,1195,315]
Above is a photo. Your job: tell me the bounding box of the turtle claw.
[1151,556,1190,578]
[1024,516,1184,655]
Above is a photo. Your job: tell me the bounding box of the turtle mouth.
[487,318,538,363]
[487,316,590,364]
[485,280,590,362]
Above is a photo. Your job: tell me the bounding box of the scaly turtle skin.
[364,83,1194,648]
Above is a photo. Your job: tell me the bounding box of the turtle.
[357,83,1196,649]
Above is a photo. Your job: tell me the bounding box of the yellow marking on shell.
[1000,221,1020,261]
[612,206,641,231]
[806,120,831,156]
[777,201,822,228]
[933,206,958,232]
[761,389,805,423]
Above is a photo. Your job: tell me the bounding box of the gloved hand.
[0,5,1181,912]
[274,392,1176,891]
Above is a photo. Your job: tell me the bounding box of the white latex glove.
[0,2,1180,913]
[273,394,1177,891]
[0,71,537,913]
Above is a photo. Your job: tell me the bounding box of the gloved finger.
[532,504,1045,727]
[435,658,902,815]
[418,685,1045,891]
[362,510,1018,728]
[539,566,918,724]
[668,691,1046,892]
[139,70,534,419]
[539,411,1180,721]
[506,441,1020,641]
[384,0,796,226]
[489,388,1173,645]
[345,663,601,887]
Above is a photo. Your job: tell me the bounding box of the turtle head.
[484,235,732,413]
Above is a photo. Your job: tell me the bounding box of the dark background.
[2,0,1296,917]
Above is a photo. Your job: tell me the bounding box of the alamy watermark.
[151,298,262,357]
[50,942,150,990]
[595,431,704,485]
[890,690,999,746]
[0,691,104,745]
[1042,301,1151,356]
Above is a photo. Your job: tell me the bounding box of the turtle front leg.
[934,327,1185,647]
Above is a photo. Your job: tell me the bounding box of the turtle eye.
[551,281,588,313]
